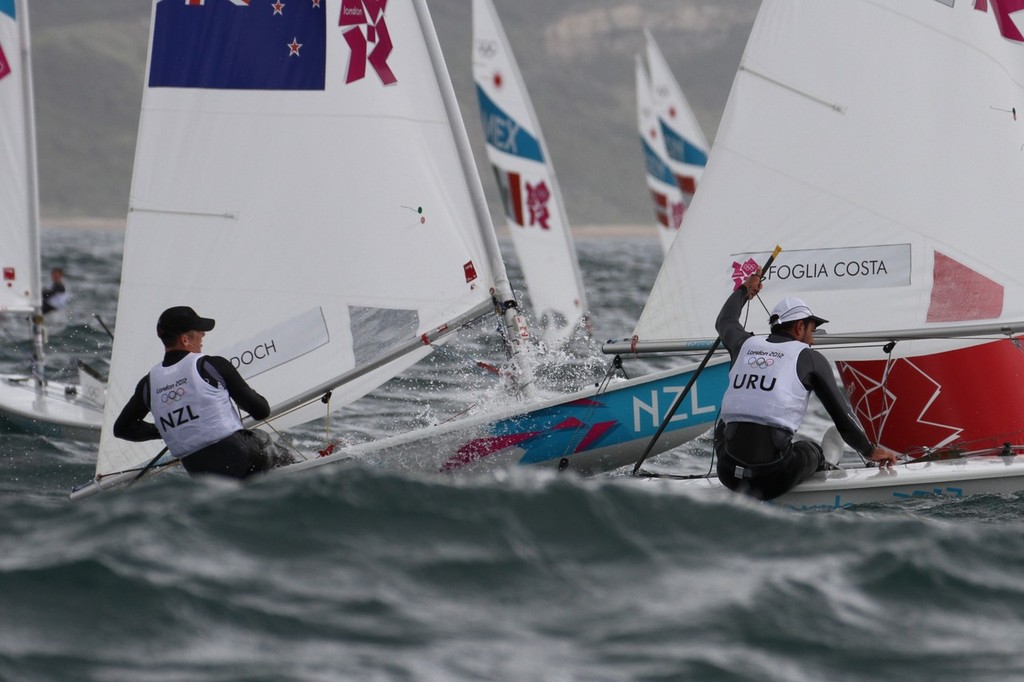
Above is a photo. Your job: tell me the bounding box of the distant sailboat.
[72,0,729,499]
[635,53,685,255]
[0,0,104,439]
[624,0,1024,506]
[637,30,708,255]
[471,0,590,346]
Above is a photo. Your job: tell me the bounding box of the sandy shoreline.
[42,218,660,240]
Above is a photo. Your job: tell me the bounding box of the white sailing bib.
[720,337,810,433]
[149,353,243,457]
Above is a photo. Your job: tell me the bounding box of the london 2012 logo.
[0,42,10,82]
[160,388,187,403]
[339,0,396,85]
[731,257,760,291]
[969,0,1024,43]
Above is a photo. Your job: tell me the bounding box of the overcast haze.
[27,0,758,226]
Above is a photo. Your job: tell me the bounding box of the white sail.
[471,0,589,346]
[635,53,686,255]
[0,0,105,439]
[643,29,707,256]
[95,0,516,479]
[634,0,1024,454]
[0,0,41,313]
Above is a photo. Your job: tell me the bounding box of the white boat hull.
[71,358,730,500]
[0,375,103,440]
[656,456,1024,510]
[284,358,728,477]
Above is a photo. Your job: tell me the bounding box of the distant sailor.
[113,306,295,479]
[714,270,898,500]
[41,267,69,314]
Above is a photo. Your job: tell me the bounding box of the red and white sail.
[634,0,1024,454]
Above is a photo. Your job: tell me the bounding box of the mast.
[16,0,45,386]
[413,0,535,395]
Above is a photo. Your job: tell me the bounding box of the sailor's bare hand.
[868,445,899,469]
[742,268,763,300]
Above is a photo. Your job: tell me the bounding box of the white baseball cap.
[769,297,828,326]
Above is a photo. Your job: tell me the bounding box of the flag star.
[668,106,677,119]
[311,0,321,6]
[493,72,503,89]
[288,37,302,56]
[272,1,285,15]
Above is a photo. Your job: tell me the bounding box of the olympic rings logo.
[747,357,774,369]
[161,388,186,403]
[476,39,498,59]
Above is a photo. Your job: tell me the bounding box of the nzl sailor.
[713,271,897,500]
[113,306,294,479]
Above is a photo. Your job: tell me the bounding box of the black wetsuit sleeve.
[113,376,161,442]
[798,349,874,457]
[715,286,755,362]
[202,355,271,421]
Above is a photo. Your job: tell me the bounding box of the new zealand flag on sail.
[149,0,326,90]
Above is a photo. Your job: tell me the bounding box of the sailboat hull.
[0,375,103,440]
[837,339,1024,456]
[287,359,730,476]
[662,455,1024,511]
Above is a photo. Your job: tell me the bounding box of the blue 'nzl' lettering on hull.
[444,362,729,470]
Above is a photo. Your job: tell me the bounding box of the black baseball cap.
[156,306,216,338]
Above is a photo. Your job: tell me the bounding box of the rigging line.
[902,428,1024,458]
[639,416,722,479]
[97,458,178,481]
[556,357,626,462]
[874,341,898,447]
[259,418,310,462]
[559,377,613,460]
[754,292,770,319]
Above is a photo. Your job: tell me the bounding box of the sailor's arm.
[716,271,762,358]
[204,355,271,421]
[113,376,161,442]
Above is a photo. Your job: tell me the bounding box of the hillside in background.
[27,0,757,226]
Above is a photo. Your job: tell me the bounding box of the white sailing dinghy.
[471,0,589,346]
[615,0,1024,507]
[635,53,686,255]
[0,0,104,440]
[637,30,709,256]
[71,0,732,500]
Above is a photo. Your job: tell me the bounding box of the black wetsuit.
[114,350,286,479]
[714,288,874,500]
[41,281,66,313]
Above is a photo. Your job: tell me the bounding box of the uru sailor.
[714,271,897,499]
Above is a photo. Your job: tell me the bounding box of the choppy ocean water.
[3,227,1024,681]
